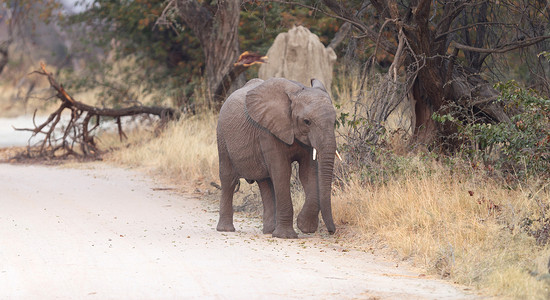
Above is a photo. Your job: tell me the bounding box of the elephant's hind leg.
[217,175,238,232]
[216,142,238,232]
[257,179,276,234]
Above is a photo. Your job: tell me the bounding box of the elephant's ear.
[245,78,301,145]
[311,78,327,93]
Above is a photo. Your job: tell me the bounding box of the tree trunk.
[176,0,241,106]
[204,1,241,104]
[0,40,9,75]
[412,77,439,145]
[321,0,548,149]
[412,61,447,145]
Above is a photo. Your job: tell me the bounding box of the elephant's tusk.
[335,150,342,161]
[313,148,317,160]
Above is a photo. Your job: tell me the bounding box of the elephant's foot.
[262,222,275,234]
[262,213,276,234]
[216,220,236,232]
[272,226,298,239]
[297,212,319,234]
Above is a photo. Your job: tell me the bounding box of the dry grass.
[103,109,550,299]
[333,68,550,298]
[94,69,550,299]
[103,113,219,185]
[332,158,550,299]
[331,65,413,134]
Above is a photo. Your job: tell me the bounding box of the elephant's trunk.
[317,139,336,234]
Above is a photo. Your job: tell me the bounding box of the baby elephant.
[216,78,337,238]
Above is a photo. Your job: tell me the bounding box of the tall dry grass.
[100,70,550,299]
[331,67,550,299]
[332,158,550,299]
[104,113,219,185]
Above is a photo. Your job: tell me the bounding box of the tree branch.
[435,22,519,41]
[14,63,179,159]
[452,35,550,54]
[328,22,352,50]
[174,0,213,43]
[263,0,398,54]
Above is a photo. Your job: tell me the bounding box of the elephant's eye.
[303,119,311,126]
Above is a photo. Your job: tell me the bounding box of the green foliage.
[0,0,70,83]
[335,105,437,185]
[60,0,340,108]
[433,81,550,179]
[0,0,62,23]
[62,0,203,108]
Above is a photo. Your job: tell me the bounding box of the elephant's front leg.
[270,167,298,239]
[257,179,276,234]
[297,155,320,234]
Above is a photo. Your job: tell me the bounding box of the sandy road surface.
[0,163,475,299]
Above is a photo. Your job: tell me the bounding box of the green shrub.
[434,80,550,180]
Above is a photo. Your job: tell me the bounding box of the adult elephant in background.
[216,77,338,239]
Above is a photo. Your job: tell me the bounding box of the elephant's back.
[220,79,263,109]
[217,79,269,180]
[218,78,265,133]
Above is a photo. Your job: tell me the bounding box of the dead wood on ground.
[13,63,179,159]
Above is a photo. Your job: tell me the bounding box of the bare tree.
[319,0,550,146]
[159,0,242,106]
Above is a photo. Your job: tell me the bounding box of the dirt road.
[0,163,475,299]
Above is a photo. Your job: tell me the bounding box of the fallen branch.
[14,63,180,159]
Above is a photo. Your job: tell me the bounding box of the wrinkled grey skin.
[216,77,337,239]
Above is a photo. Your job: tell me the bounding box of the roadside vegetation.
[334,70,550,299]
[1,1,549,299]
[106,113,218,185]
[95,67,550,299]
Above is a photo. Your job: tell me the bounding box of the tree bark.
[176,0,241,106]
[0,42,9,75]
